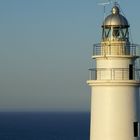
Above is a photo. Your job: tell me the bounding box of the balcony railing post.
[122,69,124,80]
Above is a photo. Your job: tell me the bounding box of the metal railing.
[89,68,140,81]
[93,43,140,57]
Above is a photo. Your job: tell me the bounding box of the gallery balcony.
[88,68,140,81]
[92,42,140,58]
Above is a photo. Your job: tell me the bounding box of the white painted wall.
[90,85,139,140]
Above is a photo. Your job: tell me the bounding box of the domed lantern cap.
[102,6,129,28]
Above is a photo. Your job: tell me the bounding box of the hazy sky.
[0,0,140,111]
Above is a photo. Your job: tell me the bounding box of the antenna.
[98,0,111,20]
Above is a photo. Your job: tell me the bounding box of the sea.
[0,112,90,140]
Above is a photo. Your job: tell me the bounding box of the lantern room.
[102,6,129,42]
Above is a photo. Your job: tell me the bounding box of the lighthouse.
[87,3,140,140]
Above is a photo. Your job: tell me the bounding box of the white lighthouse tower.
[87,3,140,140]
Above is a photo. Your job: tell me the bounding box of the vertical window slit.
[129,64,133,80]
[134,122,139,137]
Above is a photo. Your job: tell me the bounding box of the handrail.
[89,68,140,81]
[93,43,140,57]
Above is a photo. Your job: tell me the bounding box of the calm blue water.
[0,112,90,140]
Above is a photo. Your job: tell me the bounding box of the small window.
[134,122,139,137]
[129,64,133,80]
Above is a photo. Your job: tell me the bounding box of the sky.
[0,0,140,112]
